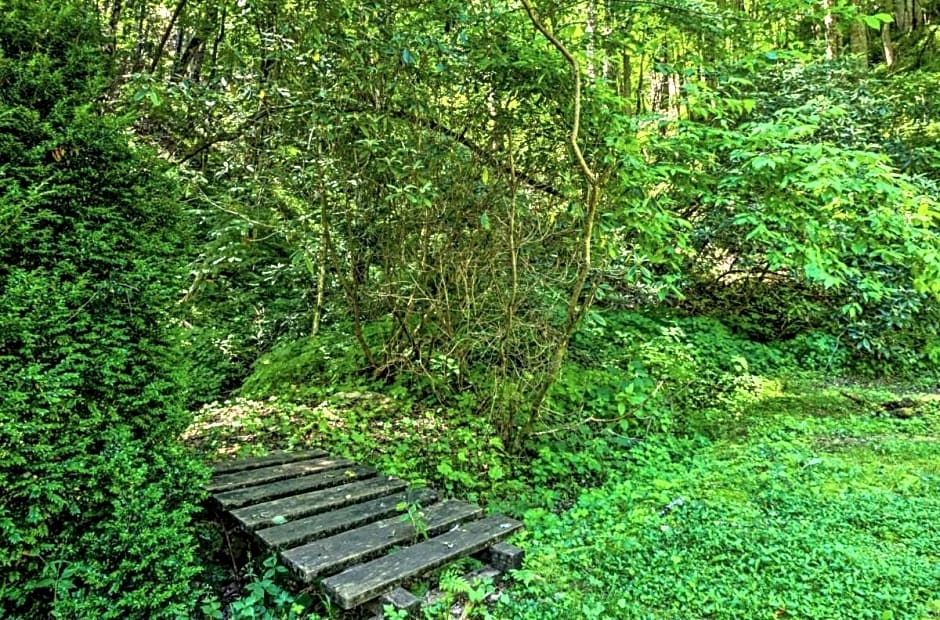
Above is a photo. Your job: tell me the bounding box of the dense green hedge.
[0,3,205,617]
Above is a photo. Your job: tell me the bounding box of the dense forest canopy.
[1,0,939,617]
[98,0,940,433]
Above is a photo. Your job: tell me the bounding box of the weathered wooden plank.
[210,449,328,475]
[321,515,523,609]
[282,500,484,582]
[212,465,376,509]
[256,488,439,550]
[207,456,353,493]
[230,476,408,531]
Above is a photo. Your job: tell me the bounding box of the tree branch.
[385,108,565,199]
[149,0,188,74]
[177,101,566,199]
[520,0,596,185]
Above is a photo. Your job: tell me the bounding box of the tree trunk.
[882,22,896,65]
[823,0,840,60]
[312,192,328,338]
[895,0,914,33]
[585,0,597,79]
[149,0,188,73]
[849,20,869,62]
[621,52,632,102]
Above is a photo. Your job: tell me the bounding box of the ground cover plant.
[5,0,940,618]
[499,382,940,619]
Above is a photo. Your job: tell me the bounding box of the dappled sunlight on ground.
[183,392,453,464]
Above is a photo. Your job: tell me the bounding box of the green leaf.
[402,49,416,65]
[861,13,892,29]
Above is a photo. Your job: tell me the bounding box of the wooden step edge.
[321,514,523,609]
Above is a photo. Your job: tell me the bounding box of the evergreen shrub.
[0,3,205,617]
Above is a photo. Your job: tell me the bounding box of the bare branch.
[520,0,597,185]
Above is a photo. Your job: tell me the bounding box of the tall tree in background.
[92,0,940,439]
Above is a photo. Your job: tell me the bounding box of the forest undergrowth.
[6,2,940,618]
[185,313,940,619]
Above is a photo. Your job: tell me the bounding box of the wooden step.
[207,456,354,493]
[282,499,484,582]
[256,488,439,550]
[213,465,376,509]
[230,476,408,530]
[207,451,525,613]
[211,449,328,475]
[321,514,523,609]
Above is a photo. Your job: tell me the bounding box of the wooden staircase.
[207,450,524,613]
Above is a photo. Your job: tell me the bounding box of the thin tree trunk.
[518,0,603,449]
[849,19,869,61]
[882,22,896,65]
[585,0,597,79]
[208,4,226,82]
[635,53,645,114]
[132,1,149,72]
[107,0,123,50]
[895,0,914,33]
[823,0,840,60]
[149,0,188,73]
[312,193,328,338]
[622,52,632,102]
[323,207,376,368]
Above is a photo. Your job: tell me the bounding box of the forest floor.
[186,377,940,619]
[497,378,940,620]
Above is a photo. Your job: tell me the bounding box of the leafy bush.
[0,3,205,617]
[660,60,940,372]
[554,311,795,435]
